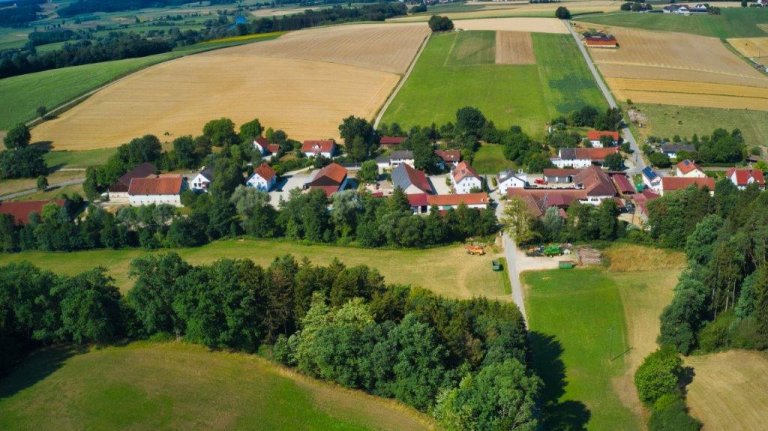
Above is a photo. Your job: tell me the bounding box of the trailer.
[559,261,576,269]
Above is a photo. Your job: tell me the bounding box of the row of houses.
[550,147,620,169]
[642,160,765,196]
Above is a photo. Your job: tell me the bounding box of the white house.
[550,147,619,169]
[128,175,185,207]
[426,193,490,212]
[497,170,528,194]
[301,140,336,158]
[675,160,706,178]
[726,168,766,190]
[376,150,415,173]
[107,162,156,204]
[452,161,482,194]
[246,163,277,192]
[641,167,662,192]
[392,163,432,194]
[253,137,280,160]
[190,166,214,192]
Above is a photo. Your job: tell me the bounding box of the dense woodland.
[0,0,44,26]
[0,255,542,429]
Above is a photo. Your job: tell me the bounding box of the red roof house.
[108,162,156,193]
[675,160,705,178]
[435,149,461,167]
[308,163,348,196]
[426,193,490,210]
[0,199,66,225]
[302,140,336,158]
[660,177,715,196]
[585,34,617,48]
[587,130,620,147]
[726,168,765,190]
[254,163,277,182]
[128,175,184,196]
[380,136,406,147]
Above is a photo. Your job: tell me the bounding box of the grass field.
[380,31,605,139]
[0,341,434,431]
[0,238,508,300]
[473,144,515,174]
[577,9,768,38]
[43,148,117,169]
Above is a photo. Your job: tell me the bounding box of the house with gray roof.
[376,150,415,174]
[392,163,433,195]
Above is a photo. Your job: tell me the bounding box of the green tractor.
[543,245,562,257]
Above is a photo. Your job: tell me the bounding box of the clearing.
[0,341,434,431]
[0,238,508,301]
[30,24,429,150]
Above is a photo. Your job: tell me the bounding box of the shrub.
[696,311,734,353]
[649,394,702,431]
[428,15,453,32]
[635,346,682,406]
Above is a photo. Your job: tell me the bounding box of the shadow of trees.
[0,345,84,401]
[530,331,591,431]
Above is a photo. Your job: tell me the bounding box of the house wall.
[453,177,482,194]
[552,159,592,169]
[109,191,130,204]
[580,195,613,205]
[676,168,706,178]
[129,194,182,207]
[190,174,210,191]
[498,178,525,195]
[247,175,275,192]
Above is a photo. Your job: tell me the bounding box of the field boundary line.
[373,31,431,130]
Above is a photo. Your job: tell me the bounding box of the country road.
[503,233,528,323]
[0,178,85,201]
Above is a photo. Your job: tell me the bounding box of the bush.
[635,346,682,406]
[649,152,671,168]
[649,394,702,431]
[428,15,454,32]
[555,6,571,19]
[697,311,734,353]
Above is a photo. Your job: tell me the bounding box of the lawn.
[0,341,433,431]
[577,9,768,39]
[44,148,117,169]
[380,31,604,139]
[473,143,515,174]
[0,238,508,300]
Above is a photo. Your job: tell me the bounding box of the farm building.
[307,163,348,197]
[376,150,415,173]
[392,163,433,195]
[659,177,715,196]
[675,160,706,178]
[435,149,461,169]
[544,168,579,184]
[550,147,619,169]
[128,175,186,207]
[726,168,765,190]
[406,193,429,214]
[253,137,280,160]
[190,166,214,192]
[302,140,337,158]
[497,170,528,194]
[661,143,695,159]
[0,199,66,225]
[587,130,620,148]
[642,167,662,191]
[585,34,617,48]
[246,163,277,192]
[452,161,483,194]
[610,173,635,195]
[107,162,156,203]
[380,136,406,149]
[426,193,490,211]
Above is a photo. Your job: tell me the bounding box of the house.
[659,177,715,196]
[407,193,430,214]
[642,166,662,191]
[301,140,336,158]
[376,150,415,173]
[380,136,406,149]
[253,137,281,160]
[451,161,482,194]
[128,175,186,207]
[544,168,579,184]
[392,163,433,194]
[587,130,620,148]
[497,170,528,194]
[726,168,765,190]
[572,165,618,205]
[307,163,348,197]
[585,34,617,48]
[634,188,660,221]
[675,160,705,178]
[660,143,695,159]
[107,162,156,203]
[435,149,461,169]
[0,199,66,225]
[611,173,635,195]
[426,193,490,211]
[190,166,214,192]
[550,147,619,168]
[246,163,277,192]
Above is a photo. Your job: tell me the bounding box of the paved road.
[0,178,85,201]
[503,233,528,323]
[564,20,646,175]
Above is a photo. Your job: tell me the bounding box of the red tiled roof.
[254,163,276,181]
[427,193,489,207]
[676,160,701,175]
[586,38,617,47]
[380,136,406,146]
[302,140,336,154]
[435,149,461,163]
[575,147,619,161]
[661,177,715,192]
[401,164,432,194]
[573,166,617,197]
[610,173,635,194]
[587,130,620,142]
[0,200,66,225]
[267,144,280,154]
[726,168,765,186]
[407,193,429,207]
[452,161,480,183]
[128,175,184,196]
[544,168,580,177]
[315,186,340,197]
[109,162,156,192]
[254,136,270,147]
[309,163,347,186]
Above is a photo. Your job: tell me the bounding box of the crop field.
[30,24,428,150]
[686,350,768,431]
[0,238,508,300]
[381,31,604,138]
[495,31,535,64]
[389,1,619,22]
[0,341,434,431]
[728,37,768,65]
[450,17,567,33]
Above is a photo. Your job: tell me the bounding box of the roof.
[585,38,618,46]
[427,193,490,207]
[109,162,156,192]
[726,168,765,186]
[641,166,659,181]
[634,188,660,216]
[676,160,702,175]
[198,166,215,182]
[309,163,347,186]
[390,150,413,160]
[302,140,336,154]
[267,144,280,154]
[587,130,620,142]
[0,200,66,225]
[380,136,406,146]
[435,149,461,163]
[392,163,432,194]
[661,143,695,153]
[253,163,276,182]
[254,136,270,148]
[611,173,635,194]
[661,176,715,192]
[407,193,429,207]
[507,188,586,217]
[558,147,619,161]
[573,165,617,197]
[498,170,527,184]
[452,161,480,183]
[128,175,184,196]
[544,168,580,178]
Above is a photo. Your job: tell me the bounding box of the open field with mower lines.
[495,31,535,64]
[728,37,768,65]
[30,24,428,150]
[389,1,620,22]
[450,17,567,33]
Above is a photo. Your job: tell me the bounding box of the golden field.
[606,78,768,111]
[31,24,429,150]
[728,37,768,64]
[495,31,535,64]
[389,1,619,22]
[451,17,567,33]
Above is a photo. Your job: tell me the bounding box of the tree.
[203,118,238,147]
[128,253,191,336]
[604,152,624,171]
[541,206,564,242]
[230,185,278,237]
[649,152,672,168]
[358,160,378,183]
[428,15,453,32]
[648,394,702,431]
[4,123,31,149]
[455,107,486,137]
[53,268,123,343]
[555,6,571,19]
[634,346,683,406]
[659,275,708,354]
[171,136,199,169]
[0,147,48,179]
[502,198,536,244]
[36,175,48,191]
[239,118,263,143]
[339,116,377,162]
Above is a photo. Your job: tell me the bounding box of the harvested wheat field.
[495,31,535,64]
[31,24,428,150]
[729,37,768,64]
[453,18,567,34]
[389,1,617,22]
[686,350,768,430]
[606,78,768,111]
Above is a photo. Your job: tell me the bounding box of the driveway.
[430,174,452,195]
[268,168,313,205]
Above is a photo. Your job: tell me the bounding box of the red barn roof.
[661,177,714,192]
[0,199,66,225]
[109,162,156,192]
[380,136,406,146]
[302,140,336,155]
[610,173,635,195]
[427,193,489,207]
[407,193,429,207]
[435,149,461,163]
[587,130,620,142]
[128,175,184,196]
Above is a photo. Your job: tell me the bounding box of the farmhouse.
[302,140,337,158]
[379,136,406,149]
[392,163,433,195]
[661,143,695,159]
[452,161,483,194]
[585,33,617,48]
[107,162,156,203]
[0,199,66,225]
[544,168,579,184]
[246,163,277,192]
[726,168,765,190]
[587,130,620,148]
[190,166,214,192]
[497,170,528,194]
[376,150,415,173]
[659,177,715,196]
[550,147,619,168]
[307,162,348,197]
[128,175,186,207]
[253,137,280,160]
[426,193,490,211]
[435,149,461,169]
[642,166,662,191]
[675,160,706,178]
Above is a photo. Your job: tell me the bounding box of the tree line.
[643,128,747,168]
[0,255,543,429]
[0,0,44,27]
